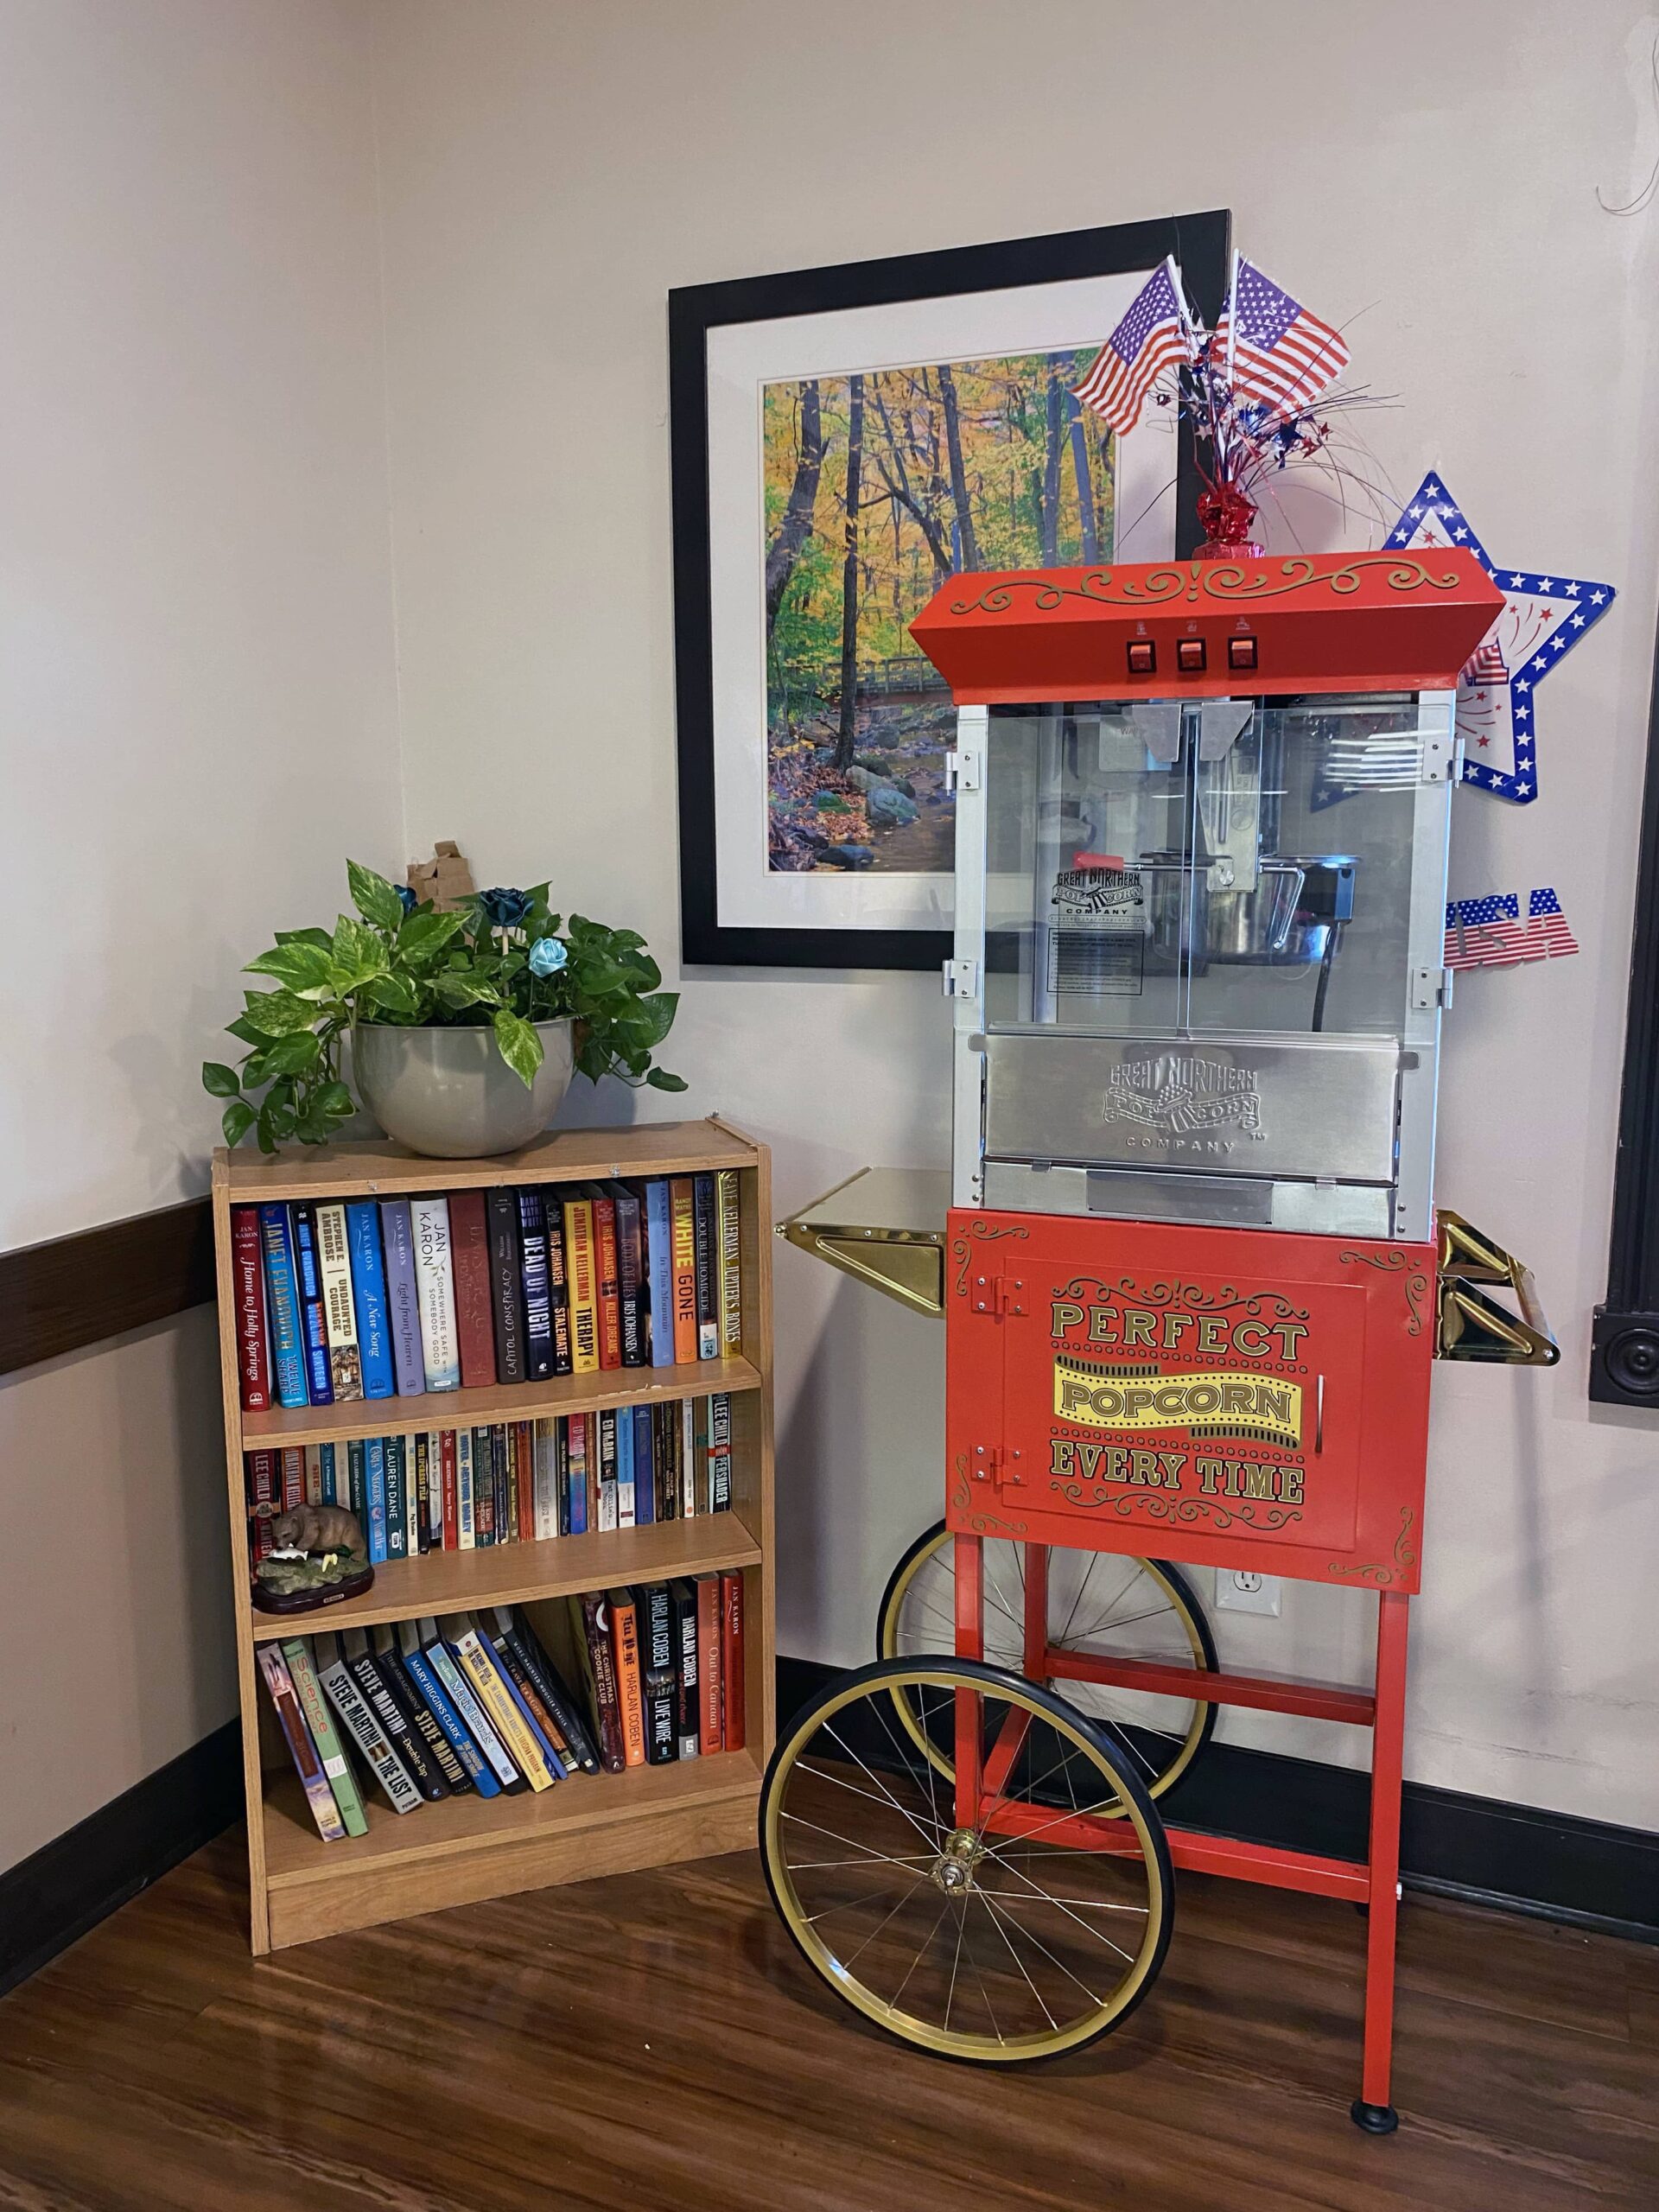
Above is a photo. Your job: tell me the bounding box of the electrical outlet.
[1216,1568,1281,1617]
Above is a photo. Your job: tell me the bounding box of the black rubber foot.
[1351,2100,1398,2135]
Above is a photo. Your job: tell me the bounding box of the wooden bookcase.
[211,1116,774,1953]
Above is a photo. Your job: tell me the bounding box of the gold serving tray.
[1435,1209,1560,1365]
[778,1167,950,1318]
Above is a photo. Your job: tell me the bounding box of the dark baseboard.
[2,1196,214,1376]
[776,1655,1659,1944]
[0,1719,242,1999]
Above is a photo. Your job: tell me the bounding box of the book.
[345,1200,395,1400]
[720,1571,746,1751]
[472,1425,495,1547]
[476,1613,571,1779]
[448,1190,497,1390]
[609,1588,646,1769]
[383,1435,408,1560]
[544,1201,573,1376]
[715,1168,743,1354]
[410,1195,461,1391]
[341,1626,449,1800]
[607,1182,647,1368]
[378,1198,426,1397]
[315,1630,420,1814]
[412,1432,431,1554]
[569,1592,626,1774]
[614,1408,635,1529]
[632,1404,654,1526]
[314,1201,365,1402]
[419,1617,523,1793]
[443,1613,557,1789]
[397,1619,499,1797]
[281,1637,369,1835]
[652,1402,677,1524]
[489,1606,601,1776]
[302,1444,322,1507]
[441,1427,459,1549]
[596,1408,619,1533]
[643,1179,675,1370]
[371,1624,470,1794]
[696,1575,722,1755]
[692,1173,720,1362]
[289,1203,334,1407]
[490,1421,511,1544]
[258,1204,308,1410]
[279,1446,304,1511]
[637,1582,677,1766]
[566,1413,588,1538]
[485,1189,527,1385]
[670,1580,701,1761]
[514,1420,535,1541]
[517,1187,555,1381]
[708,1392,732,1512]
[563,1191,599,1374]
[456,1427,476,1548]
[231,1206,271,1411]
[318,1441,339,1507]
[245,1451,277,1569]
[669,1178,698,1364]
[364,1436,388,1563]
[532,1418,558,1540]
[258,1647,346,1840]
[589,1185,622,1370]
[346,1437,365,1520]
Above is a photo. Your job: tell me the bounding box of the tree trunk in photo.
[1040,367,1064,567]
[834,372,864,773]
[1067,389,1100,563]
[764,379,825,637]
[937,362,979,573]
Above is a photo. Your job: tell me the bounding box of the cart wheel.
[879,1523,1217,1808]
[760,1656,1173,2063]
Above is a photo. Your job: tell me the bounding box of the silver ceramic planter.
[351,1020,574,1159]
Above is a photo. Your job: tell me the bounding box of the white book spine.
[533,1419,558,1541]
[456,1427,476,1548]
[681,1395,696,1518]
[316,1643,420,1814]
[410,1194,460,1391]
[314,1200,363,1401]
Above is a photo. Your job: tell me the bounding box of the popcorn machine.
[761,551,1558,2130]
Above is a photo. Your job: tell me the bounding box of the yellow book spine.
[715,1168,742,1352]
[451,1623,555,1789]
[563,1198,599,1373]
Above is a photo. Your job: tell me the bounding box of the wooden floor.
[0,1834,1654,2210]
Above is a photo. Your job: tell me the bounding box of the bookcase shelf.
[213,1115,775,1955]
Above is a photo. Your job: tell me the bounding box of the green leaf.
[433,970,501,1011]
[397,907,466,961]
[359,971,420,1019]
[492,1006,544,1089]
[315,1081,354,1117]
[226,1016,268,1048]
[274,926,334,950]
[645,1066,689,1092]
[238,988,317,1038]
[221,1099,256,1145]
[328,913,391,993]
[201,1060,241,1098]
[346,859,405,932]
[246,939,334,995]
[259,1031,323,1077]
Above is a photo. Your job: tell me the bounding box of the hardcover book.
[643,1179,675,1369]
[279,1446,304,1512]
[346,1437,366,1521]
[289,1203,334,1407]
[614,1408,635,1529]
[570,1592,627,1774]
[383,1435,407,1560]
[588,1184,622,1370]
[314,1200,365,1402]
[596,1408,619,1533]
[490,1605,601,1776]
[692,1173,720,1362]
[485,1188,527,1385]
[669,1580,701,1761]
[443,1612,556,1789]
[632,1404,655,1526]
[412,1432,431,1555]
[442,1427,460,1550]
[448,1189,497,1391]
[302,1445,322,1508]
[281,1636,369,1835]
[371,1624,470,1794]
[637,1582,677,1766]
[607,1182,647,1368]
[532,1418,558,1541]
[258,1646,346,1841]
[315,1630,420,1814]
[230,1205,271,1412]
[345,1200,396,1400]
[715,1168,743,1354]
[680,1395,697,1520]
[719,1571,746,1751]
[397,1618,499,1797]
[341,1626,449,1800]
[517,1187,556,1381]
[608,1588,646,1769]
[418,1617,523,1793]
[364,1436,389,1564]
[669,1178,698,1364]
[454,1426,478,1548]
[257,1203,308,1410]
[378,1198,427,1396]
[245,1450,277,1570]
[410,1195,461,1391]
[543,1200,573,1375]
[696,1575,722,1756]
[566,1413,589,1537]
[477,1613,571,1779]
[318,1441,339,1507]
[514,1420,535,1542]
[563,1192,599,1374]
[708,1391,733,1513]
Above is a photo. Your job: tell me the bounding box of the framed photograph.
[670,211,1231,970]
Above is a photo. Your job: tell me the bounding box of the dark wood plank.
[0,1197,213,1375]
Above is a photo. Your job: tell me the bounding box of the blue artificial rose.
[479,886,531,928]
[528,936,568,977]
[396,884,417,914]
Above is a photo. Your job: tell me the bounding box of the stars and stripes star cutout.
[1383,474,1615,805]
[1444,886,1580,971]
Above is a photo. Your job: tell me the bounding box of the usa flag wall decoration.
[1444,886,1580,971]
[1384,474,1615,806]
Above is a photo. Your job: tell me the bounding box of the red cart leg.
[1023,1543,1048,1681]
[1353,1589,1409,2134]
[954,1535,983,1830]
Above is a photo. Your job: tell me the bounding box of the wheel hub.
[930,1827,986,1894]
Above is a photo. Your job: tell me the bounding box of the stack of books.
[258,1577,747,1841]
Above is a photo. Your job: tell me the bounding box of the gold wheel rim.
[764,1663,1168,2062]
[880,1535,1211,1810]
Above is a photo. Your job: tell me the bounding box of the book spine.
[413,1432,430,1554]
[314,1200,364,1402]
[281,1637,368,1834]
[231,1206,271,1411]
[670,1580,700,1760]
[644,1179,675,1369]
[680,1396,696,1520]
[592,1190,622,1370]
[609,1591,646,1769]
[473,1425,496,1547]
[716,1168,743,1355]
[563,1197,599,1374]
[455,1427,476,1549]
[302,1445,322,1507]
[345,1200,395,1400]
[478,1623,569,1779]
[493,1609,601,1776]
[383,1436,407,1560]
[485,1188,527,1384]
[709,1391,733,1512]
[652,1402,676,1523]
[447,1619,556,1789]
[514,1420,535,1543]
[279,1446,304,1512]
[364,1437,388,1563]
[317,1641,420,1814]
[639,1582,677,1766]
[611,1185,646,1368]
[490,1422,510,1545]
[615,1409,635,1529]
[342,1634,448,1800]
[577,1593,627,1774]
[532,1418,558,1541]
[669,1178,698,1364]
[372,1629,469,1793]
[544,1203,573,1376]
[378,1198,427,1397]
[428,1430,444,1549]
[410,1195,460,1391]
[398,1630,499,1797]
[423,1626,522,1791]
[566,1413,588,1538]
[632,1405,654,1526]
[441,1428,459,1550]
[289,1204,334,1406]
[696,1575,722,1755]
[257,1647,346,1840]
[597,1408,619,1533]
[257,1204,308,1409]
[318,1441,339,1507]
[346,1437,365,1522]
[517,1188,555,1381]
[448,1189,497,1390]
[692,1173,719,1361]
[719,1571,746,1751]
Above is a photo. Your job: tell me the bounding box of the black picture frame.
[669,209,1233,971]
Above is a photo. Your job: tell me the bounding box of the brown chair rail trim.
[1,1197,215,1377]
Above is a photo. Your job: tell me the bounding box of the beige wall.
[372,0,1659,1830]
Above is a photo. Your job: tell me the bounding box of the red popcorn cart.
[763,551,1559,2128]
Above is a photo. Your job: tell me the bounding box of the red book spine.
[231,1206,270,1411]
[441,1428,458,1551]
[610,1592,646,1768]
[448,1190,497,1389]
[697,1574,722,1754]
[514,1420,535,1540]
[593,1194,622,1370]
[719,1570,745,1751]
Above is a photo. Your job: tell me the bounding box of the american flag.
[1072,257,1192,435]
[1444,886,1580,970]
[1214,257,1350,417]
[1462,638,1509,687]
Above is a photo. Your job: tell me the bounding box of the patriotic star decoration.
[1383,474,1615,805]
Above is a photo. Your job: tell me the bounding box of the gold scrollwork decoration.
[1055,1274,1308,1322]
[951,1220,1031,1298]
[1327,1507,1417,1586]
[1049,1480,1300,1534]
[947,555,1464,620]
[950,1452,1026,1536]
[1340,1249,1427,1338]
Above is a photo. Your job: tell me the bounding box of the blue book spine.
[379,1199,425,1397]
[365,1437,388,1563]
[257,1205,308,1409]
[425,1637,519,1789]
[346,1201,396,1399]
[568,1420,588,1539]
[615,1410,634,1524]
[401,1645,500,1798]
[633,1404,655,1524]
[644,1180,675,1369]
[384,1437,408,1560]
[318,1441,338,1506]
[486,1635,567,1779]
[289,1205,334,1407]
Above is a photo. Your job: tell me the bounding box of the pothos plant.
[203,861,684,1153]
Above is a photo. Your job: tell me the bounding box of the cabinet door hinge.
[943,957,979,1000]
[969,1272,1027,1317]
